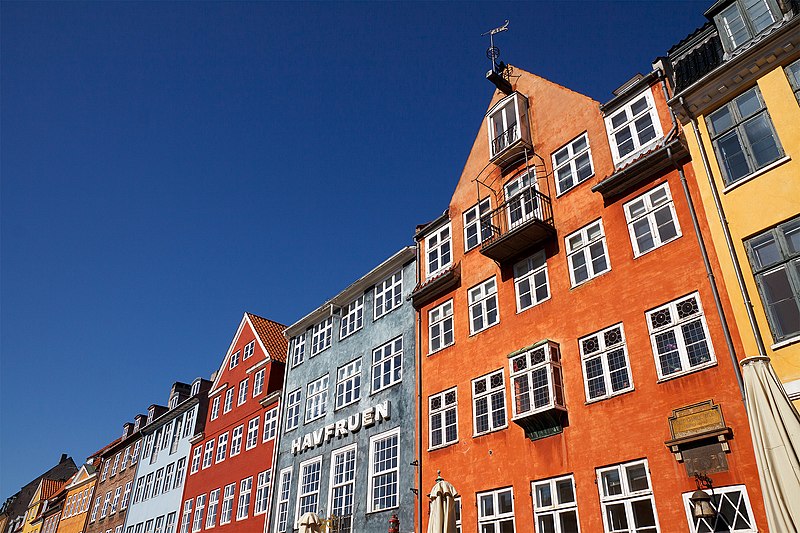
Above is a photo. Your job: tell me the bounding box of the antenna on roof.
[482,20,512,93]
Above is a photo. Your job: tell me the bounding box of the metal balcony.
[480,187,555,264]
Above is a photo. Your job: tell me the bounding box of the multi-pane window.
[469,277,499,334]
[553,132,594,195]
[745,217,800,342]
[329,445,357,533]
[533,475,580,533]
[285,389,302,432]
[263,408,278,442]
[464,198,492,251]
[191,445,202,475]
[110,487,121,514]
[715,0,781,51]
[566,219,610,287]
[216,433,228,464]
[102,460,110,481]
[230,425,243,456]
[223,389,233,414]
[131,441,140,464]
[253,369,265,397]
[163,464,174,494]
[152,469,164,498]
[111,453,120,476]
[505,170,539,229]
[305,375,329,422]
[246,417,259,450]
[229,350,240,369]
[487,93,524,158]
[202,440,214,469]
[205,489,219,529]
[121,482,132,510]
[171,419,183,453]
[254,471,271,515]
[220,484,235,525]
[429,300,454,354]
[191,494,206,533]
[707,86,783,185]
[236,477,252,520]
[374,271,403,319]
[276,469,292,533]
[477,488,515,533]
[91,496,101,521]
[297,457,323,519]
[624,183,681,256]
[647,292,715,379]
[339,296,364,340]
[143,473,154,500]
[310,317,333,356]
[290,335,306,367]
[681,484,756,533]
[165,514,177,533]
[597,460,660,533]
[180,500,192,533]
[509,342,565,418]
[426,223,452,278]
[133,479,144,504]
[237,379,248,406]
[514,252,549,312]
[372,336,403,392]
[243,340,255,360]
[368,429,399,512]
[429,388,458,449]
[184,407,196,437]
[472,371,507,436]
[605,89,662,165]
[121,447,130,470]
[455,497,462,533]
[580,323,634,402]
[335,359,362,409]
[174,458,187,490]
[786,59,800,104]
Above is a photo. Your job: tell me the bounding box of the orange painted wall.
[55,481,94,533]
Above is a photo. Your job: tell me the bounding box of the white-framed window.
[111,453,120,476]
[532,475,580,533]
[121,446,130,470]
[624,183,681,257]
[102,459,110,481]
[191,494,206,533]
[647,292,715,379]
[163,464,175,495]
[429,387,458,449]
[253,369,265,397]
[174,458,187,490]
[514,252,549,312]
[335,359,361,409]
[276,468,292,533]
[477,487,515,533]
[509,342,565,418]
[339,296,364,340]
[426,223,452,279]
[165,514,177,533]
[371,336,403,393]
[580,323,634,402]
[143,473,154,500]
[121,481,132,510]
[553,132,594,195]
[469,277,499,334]
[163,424,174,451]
[290,335,306,367]
[368,428,400,512]
[597,459,660,533]
[487,92,525,159]
[566,219,610,287]
[246,417,259,450]
[454,497,462,533]
[472,370,507,436]
[296,457,323,522]
[152,469,164,498]
[328,444,356,533]
[191,446,202,474]
[133,478,144,504]
[254,470,271,516]
[220,483,235,525]
[131,441,140,464]
[145,520,155,533]
[202,440,214,469]
[243,340,255,360]
[605,88,663,165]
[229,350,240,370]
[215,433,228,464]
[205,489,220,529]
[715,0,781,51]
[180,500,192,533]
[91,496,101,521]
[171,419,183,453]
[229,425,244,457]
[237,379,248,406]
[374,271,403,319]
[285,389,302,432]
[305,375,329,422]
[504,169,540,230]
[184,407,196,437]
[110,487,121,514]
[428,300,454,354]
[310,317,333,356]
[681,484,757,533]
[117,525,125,533]
[263,407,278,442]
[236,477,252,520]
[464,197,492,252]
[223,389,233,414]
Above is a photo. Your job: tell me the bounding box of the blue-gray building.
[269,247,416,533]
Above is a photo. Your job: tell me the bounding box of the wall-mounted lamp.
[689,473,716,520]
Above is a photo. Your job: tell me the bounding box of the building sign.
[668,400,725,440]
[291,401,391,455]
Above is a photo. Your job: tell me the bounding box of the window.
[624,183,681,256]
[509,342,565,418]
[428,300,454,354]
[216,433,228,464]
[647,292,715,379]
[597,460,659,533]
[131,441,140,464]
[328,445,356,533]
[715,0,780,51]
[101,460,110,481]
[371,336,403,392]
[164,514,176,533]
[786,59,800,104]
[163,463,175,494]
[426,223,452,278]
[153,518,163,533]
[254,471,271,515]
[230,426,243,456]
[220,484,235,525]
[472,370,507,436]
[580,324,634,402]
[374,271,403,319]
[263,408,278,442]
[143,473,154,500]
[191,446,202,474]
[305,375,329,422]
[223,389,233,414]
[553,132,594,195]
[469,277,499,334]
[368,428,399,512]
[514,252,549,312]
[180,500,192,533]
[184,407,196,437]
[290,335,306,367]
[133,479,144,504]
[121,482,132,510]
[681,484,756,533]
[504,170,539,229]
[151,429,163,463]
[174,458,187,490]
[605,88,662,165]
[121,447,130,470]
[246,417,259,450]
[477,488,515,533]
[243,340,255,360]
[707,86,783,185]
[202,440,214,469]
[145,520,155,533]
[454,497,462,533]
[566,219,610,287]
[205,489,219,529]
[237,379,248,406]
[171,419,182,453]
[253,369,265,397]
[229,350,240,369]
[310,317,333,356]
[335,359,362,409]
[276,469,292,533]
[285,389,302,432]
[296,457,323,520]
[111,453,120,476]
[745,217,800,341]
[91,497,101,521]
[532,475,580,533]
[339,296,364,340]
[464,198,492,251]
[192,494,206,533]
[429,388,458,449]
[487,93,524,158]
[152,469,164,498]
[163,424,173,450]
[236,477,252,520]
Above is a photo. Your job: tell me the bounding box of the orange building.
[53,464,98,533]
[413,63,768,532]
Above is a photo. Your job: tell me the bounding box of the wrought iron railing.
[482,186,554,245]
[491,123,520,156]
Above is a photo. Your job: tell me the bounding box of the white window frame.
[532,475,580,533]
[191,494,206,533]
[566,219,610,287]
[202,440,214,469]
[180,500,192,533]
[509,342,565,418]
[237,378,248,406]
[276,468,292,533]
[305,375,329,423]
[254,470,271,516]
[327,444,357,531]
[487,93,523,159]
[428,387,458,450]
[110,487,121,514]
[504,169,540,230]
[121,446,130,470]
[468,277,499,334]
[367,428,400,513]
[243,340,255,360]
[263,407,278,442]
[223,389,233,414]
[335,358,362,410]
[236,477,252,521]
[229,350,240,370]
[597,459,660,533]
[111,453,120,476]
[579,323,634,402]
[624,183,681,257]
[253,369,265,397]
[205,489,220,529]
[285,389,302,432]
[230,425,243,457]
[165,513,176,533]
[295,457,323,525]
[605,88,663,166]
[174,458,187,490]
[464,197,492,252]
[374,271,403,319]
[215,433,228,464]
[472,370,507,436]
[152,468,164,498]
[371,336,403,393]
[190,446,202,474]
[553,131,594,195]
[681,484,757,533]
[425,222,453,279]
[121,482,132,510]
[290,335,305,367]
[310,317,333,356]
[163,463,175,494]
[428,300,454,355]
[514,251,550,313]
[220,484,235,525]
[477,487,516,533]
[246,417,259,450]
[339,296,364,340]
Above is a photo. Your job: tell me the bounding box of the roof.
[87,436,123,464]
[1,455,76,533]
[38,480,63,502]
[246,313,288,363]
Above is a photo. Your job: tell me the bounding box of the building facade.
[413,63,767,533]
[269,247,416,533]
[178,313,287,533]
[53,464,99,533]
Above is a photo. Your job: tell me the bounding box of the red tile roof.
[247,313,288,363]
[39,479,64,501]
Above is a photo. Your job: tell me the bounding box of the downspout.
[415,242,424,533]
[264,348,292,533]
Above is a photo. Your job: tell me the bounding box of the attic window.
[169,395,179,409]
[191,380,201,396]
[714,0,781,52]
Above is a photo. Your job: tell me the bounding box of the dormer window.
[169,395,179,409]
[147,408,155,423]
[715,0,781,52]
[604,88,662,167]
[486,93,531,162]
[191,380,201,396]
[425,223,452,279]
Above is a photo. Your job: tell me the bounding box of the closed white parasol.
[428,472,459,533]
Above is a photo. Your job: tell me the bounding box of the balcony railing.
[480,186,555,264]
[491,124,520,157]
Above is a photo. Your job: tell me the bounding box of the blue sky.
[1,0,708,496]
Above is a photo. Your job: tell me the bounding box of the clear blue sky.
[1,0,708,496]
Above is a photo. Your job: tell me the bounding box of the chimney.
[59,453,68,463]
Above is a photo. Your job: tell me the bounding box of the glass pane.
[537,515,555,533]
[558,510,579,533]
[708,105,734,135]
[783,220,800,254]
[536,484,552,508]
[735,88,762,119]
[479,494,494,518]
[611,109,628,129]
[750,232,781,268]
[635,115,656,145]
[575,153,592,181]
[654,206,678,243]
[744,0,777,33]
[630,498,657,527]
[717,130,750,183]
[631,97,648,116]
[498,490,513,514]
[762,266,800,337]
[634,218,655,254]
[625,463,649,492]
[743,114,781,169]
[605,503,628,529]
[499,520,514,533]
[556,479,574,504]
[720,3,751,48]
[602,469,622,497]
[554,147,570,166]
[573,135,587,152]
[616,127,634,157]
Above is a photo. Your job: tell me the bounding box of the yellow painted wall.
[20,486,43,533]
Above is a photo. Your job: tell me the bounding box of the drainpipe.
[263,349,292,533]
[415,242,424,533]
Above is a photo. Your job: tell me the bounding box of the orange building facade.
[413,64,768,533]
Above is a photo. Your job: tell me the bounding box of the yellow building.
[20,480,63,533]
[53,466,96,533]
[667,0,800,405]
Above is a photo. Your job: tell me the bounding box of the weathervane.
[481,20,509,74]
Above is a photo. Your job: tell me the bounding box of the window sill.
[428,343,455,356]
[631,234,682,259]
[555,173,595,199]
[469,322,500,337]
[428,442,458,452]
[771,334,800,350]
[472,425,509,439]
[583,388,635,405]
[656,361,718,383]
[722,156,791,194]
[569,269,611,290]
[516,295,551,314]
